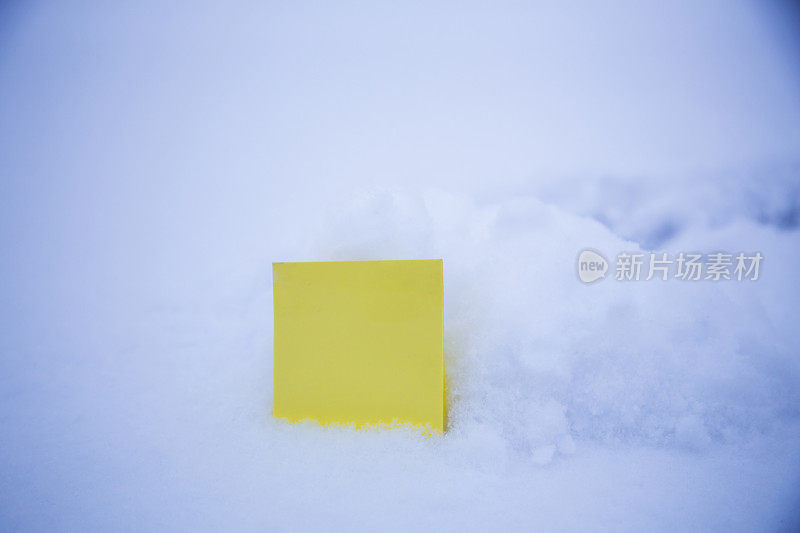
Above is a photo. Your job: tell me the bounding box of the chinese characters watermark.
[578,250,762,283]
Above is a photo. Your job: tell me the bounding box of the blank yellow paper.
[273,259,444,433]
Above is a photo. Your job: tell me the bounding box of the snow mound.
[305,187,800,462]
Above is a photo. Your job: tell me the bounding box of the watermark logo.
[577,249,609,283]
[577,250,762,283]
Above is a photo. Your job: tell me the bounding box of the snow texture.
[2,2,800,531]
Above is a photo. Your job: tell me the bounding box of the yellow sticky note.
[273,259,444,433]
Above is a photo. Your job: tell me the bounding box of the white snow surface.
[2,2,800,531]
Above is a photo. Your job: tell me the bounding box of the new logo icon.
[577,250,608,283]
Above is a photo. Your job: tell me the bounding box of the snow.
[2,2,800,531]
